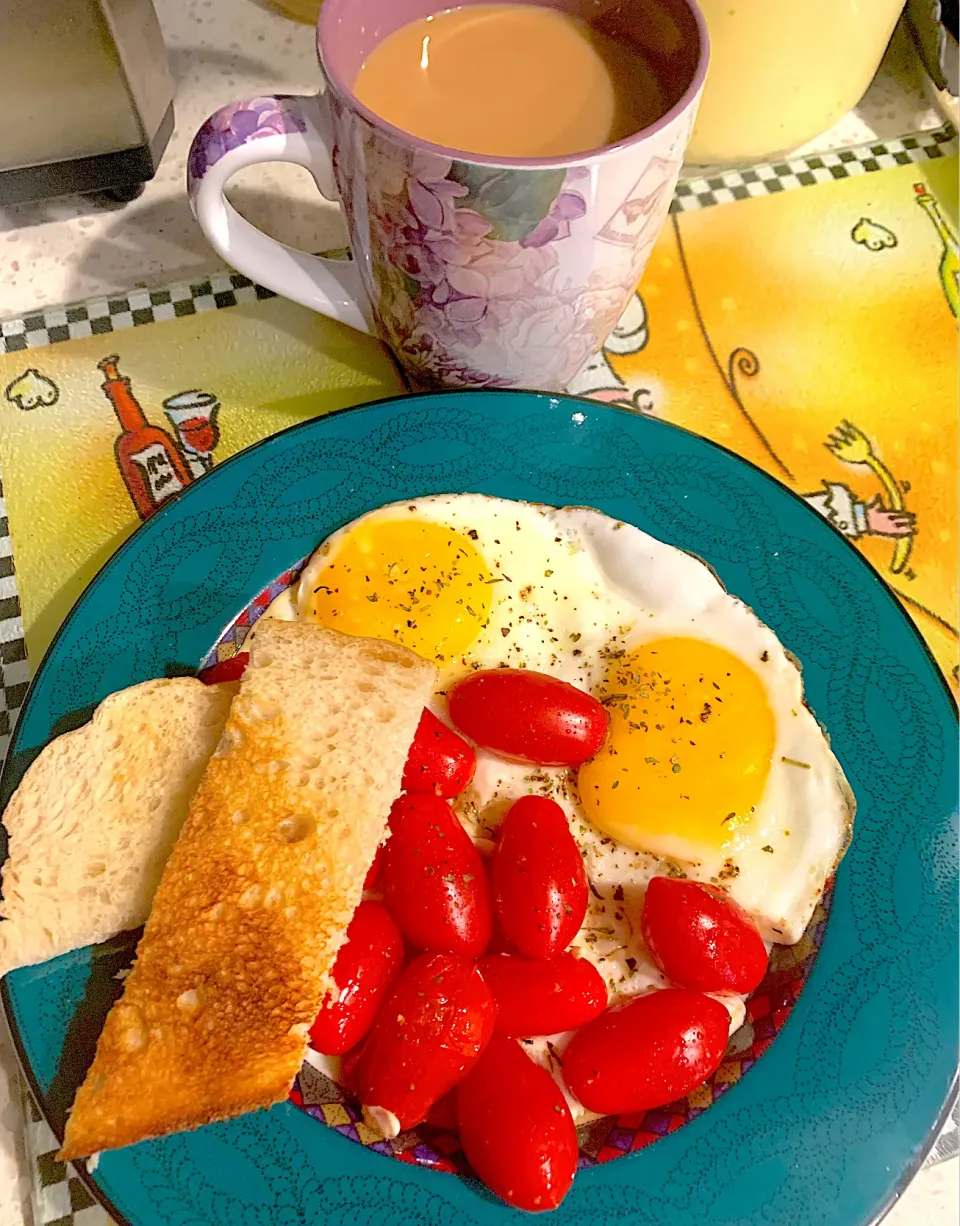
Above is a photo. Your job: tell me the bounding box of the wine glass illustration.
[162,390,221,478]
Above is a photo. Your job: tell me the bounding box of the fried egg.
[284,494,641,688]
[265,494,852,952]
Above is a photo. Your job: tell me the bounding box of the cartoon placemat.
[0,273,407,672]
[571,146,959,695]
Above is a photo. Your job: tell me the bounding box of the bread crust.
[60,622,436,1158]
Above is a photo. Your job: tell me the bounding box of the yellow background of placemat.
[0,297,405,663]
[0,156,955,691]
[586,156,958,693]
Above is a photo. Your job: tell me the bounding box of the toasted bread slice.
[0,678,234,978]
[60,621,436,1159]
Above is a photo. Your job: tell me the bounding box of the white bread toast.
[60,620,436,1159]
[0,678,234,978]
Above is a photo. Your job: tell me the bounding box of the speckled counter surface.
[0,2,956,1224]
[0,0,347,319]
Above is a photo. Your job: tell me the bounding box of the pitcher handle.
[187,93,371,335]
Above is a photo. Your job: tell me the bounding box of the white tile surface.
[887,1161,960,1226]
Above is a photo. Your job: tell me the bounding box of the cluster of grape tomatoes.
[200,658,770,1213]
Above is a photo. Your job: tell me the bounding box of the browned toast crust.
[60,622,436,1158]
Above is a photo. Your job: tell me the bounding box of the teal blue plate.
[2,391,956,1226]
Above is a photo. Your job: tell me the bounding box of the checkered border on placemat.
[0,128,954,357]
[21,1082,110,1226]
[0,272,277,355]
[671,124,958,212]
[0,479,27,762]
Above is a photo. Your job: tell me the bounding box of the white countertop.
[0,2,956,1224]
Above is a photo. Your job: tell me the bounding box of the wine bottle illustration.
[914,183,959,318]
[99,356,194,519]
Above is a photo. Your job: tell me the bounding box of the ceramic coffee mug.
[188,0,708,391]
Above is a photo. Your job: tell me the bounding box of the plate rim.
[5,390,956,742]
[1,387,956,1226]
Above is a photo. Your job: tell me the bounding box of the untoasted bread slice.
[0,678,234,978]
[60,621,436,1159]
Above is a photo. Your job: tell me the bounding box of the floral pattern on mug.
[331,109,643,390]
[187,97,308,193]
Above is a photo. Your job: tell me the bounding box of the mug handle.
[187,93,372,335]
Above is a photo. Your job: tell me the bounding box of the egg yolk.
[578,637,775,856]
[304,517,493,662]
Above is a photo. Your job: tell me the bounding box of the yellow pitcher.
[688,0,906,164]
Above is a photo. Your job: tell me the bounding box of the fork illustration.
[825,420,913,575]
